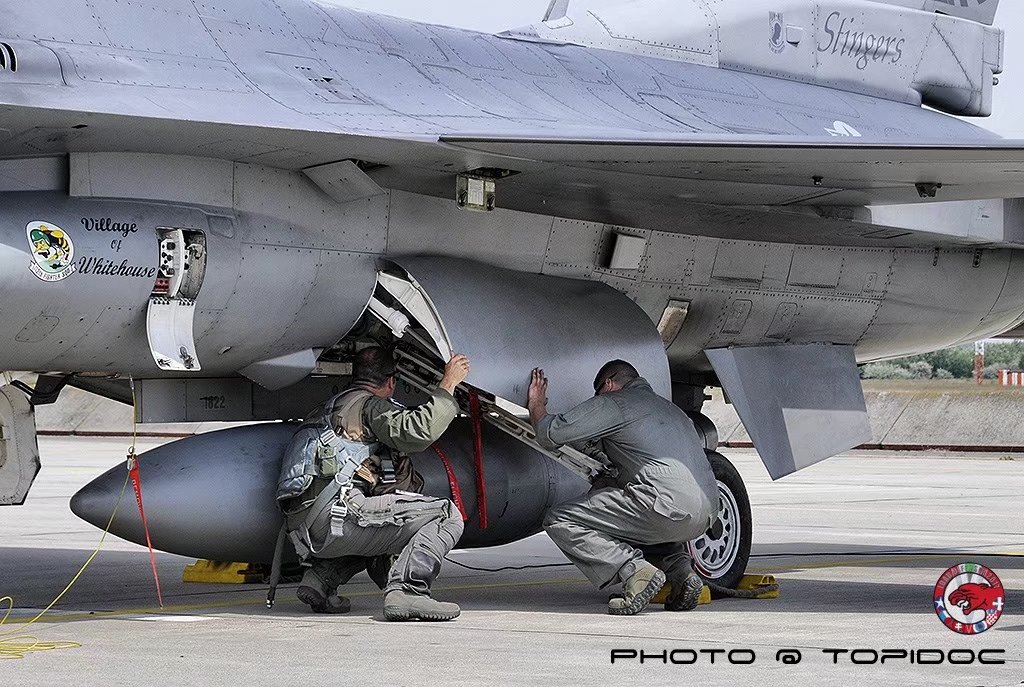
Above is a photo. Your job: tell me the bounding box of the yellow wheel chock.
[653,573,779,605]
[182,560,266,584]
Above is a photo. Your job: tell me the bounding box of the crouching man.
[528,360,718,615]
[278,347,469,621]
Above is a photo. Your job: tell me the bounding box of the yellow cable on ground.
[0,596,81,658]
[0,472,129,659]
[0,377,138,659]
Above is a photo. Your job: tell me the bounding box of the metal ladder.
[394,347,613,483]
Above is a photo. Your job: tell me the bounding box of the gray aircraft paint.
[332,1,1024,138]
[0,4,1007,148]
[389,256,671,410]
[508,0,1002,116]
[0,191,377,376]
[0,386,37,505]
[0,0,1021,512]
[706,344,872,479]
[3,182,1023,382]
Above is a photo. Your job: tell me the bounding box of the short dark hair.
[352,346,397,387]
[593,360,639,392]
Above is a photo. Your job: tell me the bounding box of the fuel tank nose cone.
[69,424,296,561]
[70,468,129,531]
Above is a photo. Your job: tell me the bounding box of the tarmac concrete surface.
[31,378,1024,450]
[0,437,1021,686]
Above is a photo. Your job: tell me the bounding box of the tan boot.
[383,591,460,622]
[608,562,666,616]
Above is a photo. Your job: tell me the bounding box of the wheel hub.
[687,480,741,580]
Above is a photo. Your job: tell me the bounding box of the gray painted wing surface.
[442,137,1024,206]
[706,344,872,480]
[392,257,671,411]
[3,0,1024,237]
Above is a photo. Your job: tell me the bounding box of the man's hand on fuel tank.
[528,367,549,426]
[439,354,471,394]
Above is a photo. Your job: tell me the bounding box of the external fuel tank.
[70,420,590,562]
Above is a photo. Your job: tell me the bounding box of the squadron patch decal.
[26,221,77,282]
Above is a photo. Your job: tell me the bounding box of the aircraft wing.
[7,100,1024,210]
[3,0,1023,245]
[431,134,1024,247]
[5,99,1024,246]
[441,135,1024,208]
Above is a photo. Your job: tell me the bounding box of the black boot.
[366,555,395,591]
[296,559,352,614]
[665,559,705,612]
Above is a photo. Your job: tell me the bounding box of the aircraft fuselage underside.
[2,177,1023,396]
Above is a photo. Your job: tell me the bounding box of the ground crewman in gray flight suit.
[528,360,718,615]
[279,346,469,621]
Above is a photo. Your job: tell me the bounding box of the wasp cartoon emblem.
[26,221,78,282]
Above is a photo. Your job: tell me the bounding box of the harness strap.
[432,444,467,521]
[294,444,371,557]
[469,389,488,530]
[313,388,375,482]
[266,523,287,609]
[329,388,396,485]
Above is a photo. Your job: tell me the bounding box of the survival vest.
[275,388,380,515]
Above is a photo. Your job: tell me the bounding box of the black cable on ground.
[705,581,779,599]
[750,550,1024,559]
[446,558,779,598]
[445,558,576,572]
[446,549,1022,596]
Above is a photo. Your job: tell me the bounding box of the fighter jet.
[0,0,1021,590]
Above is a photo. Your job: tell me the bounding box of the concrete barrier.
[706,381,1024,450]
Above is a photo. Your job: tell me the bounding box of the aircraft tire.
[686,450,752,593]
